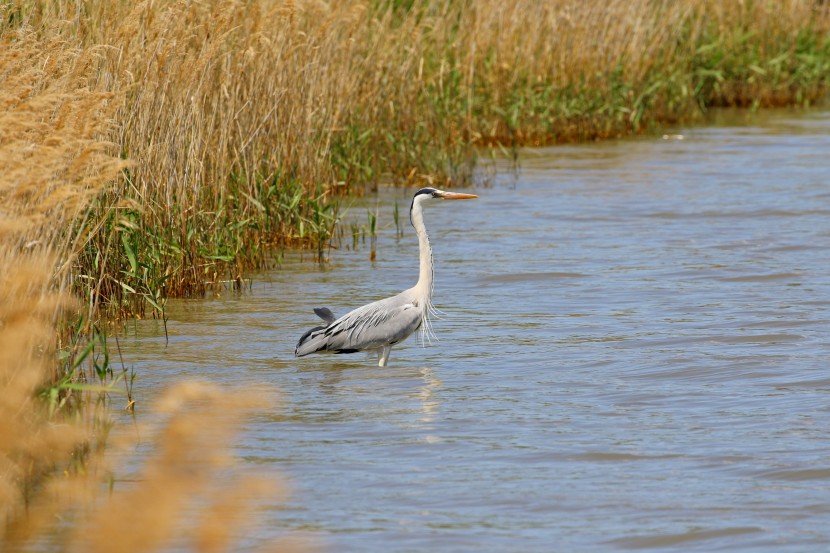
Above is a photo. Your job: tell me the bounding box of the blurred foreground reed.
[0,21,304,553]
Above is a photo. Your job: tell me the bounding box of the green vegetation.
[8,0,830,326]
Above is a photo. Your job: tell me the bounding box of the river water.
[117,109,830,552]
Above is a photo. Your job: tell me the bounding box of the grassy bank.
[1,1,830,544]
[5,0,829,325]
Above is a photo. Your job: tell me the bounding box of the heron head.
[409,187,478,226]
[412,187,478,201]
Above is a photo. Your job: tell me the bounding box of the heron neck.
[412,207,434,300]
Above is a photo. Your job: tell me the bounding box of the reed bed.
[0,22,122,525]
[7,0,829,319]
[0,21,301,553]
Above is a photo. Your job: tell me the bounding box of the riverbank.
[6,0,829,324]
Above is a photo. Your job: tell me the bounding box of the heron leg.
[378,345,392,367]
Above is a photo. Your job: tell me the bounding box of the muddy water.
[117,109,830,552]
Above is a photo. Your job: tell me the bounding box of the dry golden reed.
[63,383,300,553]
[0,22,304,553]
[9,0,829,316]
[0,22,124,530]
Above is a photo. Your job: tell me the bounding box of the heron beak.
[437,191,478,200]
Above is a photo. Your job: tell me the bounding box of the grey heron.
[294,187,478,366]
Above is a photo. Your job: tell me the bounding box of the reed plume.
[10,0,828,316]
[1,22,303,553]
[0,21,123,543]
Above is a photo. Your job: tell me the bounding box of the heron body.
[294,187,477,366]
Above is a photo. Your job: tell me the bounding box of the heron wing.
[295,292,423,356]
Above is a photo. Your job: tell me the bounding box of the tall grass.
[0,22,302,553]
[0,20,112,543]
[0,20,125,509]
[7,0,829,320]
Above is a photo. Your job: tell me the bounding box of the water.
[117,109,830,552]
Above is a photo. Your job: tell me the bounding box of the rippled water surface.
[118,110,830,552]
